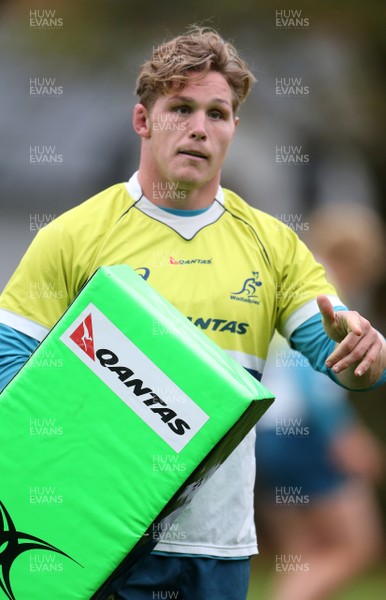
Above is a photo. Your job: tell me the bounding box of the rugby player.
[0,26,385,600]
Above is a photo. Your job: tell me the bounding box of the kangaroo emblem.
[232,271,262,298]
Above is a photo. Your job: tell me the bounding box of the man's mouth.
[178,149,209,160]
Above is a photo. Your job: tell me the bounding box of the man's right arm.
[0,213,74,394]
[0,324,39,391]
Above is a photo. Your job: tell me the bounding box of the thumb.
[317,294,335,324]
[317,295,363,338]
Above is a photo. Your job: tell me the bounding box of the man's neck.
[137,170,219,210]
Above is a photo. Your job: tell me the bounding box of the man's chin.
[168,171,210,191]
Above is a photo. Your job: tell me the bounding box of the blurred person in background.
[255,204,386,600]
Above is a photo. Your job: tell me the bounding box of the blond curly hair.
[136,26,255,112]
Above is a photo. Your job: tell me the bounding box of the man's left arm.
[317,294,386,389]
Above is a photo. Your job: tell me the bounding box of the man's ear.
[133,103,151,138]
[232,115,239,140]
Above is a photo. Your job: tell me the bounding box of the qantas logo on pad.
[61,304,209,453]
[69,314,95,360]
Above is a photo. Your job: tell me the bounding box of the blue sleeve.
[290,311,386,391]
[0,324,39,392]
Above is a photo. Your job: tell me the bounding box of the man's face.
[142,71,238,190]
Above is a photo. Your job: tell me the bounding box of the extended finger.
[325,330,365,368]
[326,330,381,375]
[353,343,382,377]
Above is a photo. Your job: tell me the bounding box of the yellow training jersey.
[0,172,338,382]
[0,173,341,558]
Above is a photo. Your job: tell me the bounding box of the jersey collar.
[125,172,225,241]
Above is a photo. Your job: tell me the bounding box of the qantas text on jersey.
[60,303,209,453]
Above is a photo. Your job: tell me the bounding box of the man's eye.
[209,110,224,120]
[173,106,191,116]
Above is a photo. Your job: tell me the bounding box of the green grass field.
[247,558,386,600]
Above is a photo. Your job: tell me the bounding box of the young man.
[0,27,385,600]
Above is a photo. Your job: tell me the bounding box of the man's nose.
[188,111,207,140]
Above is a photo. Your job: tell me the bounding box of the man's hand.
[317,294,385,387]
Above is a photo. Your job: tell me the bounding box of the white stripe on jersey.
[282,295,346,340]
[0,308,49,341]
[224,349,265,377]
